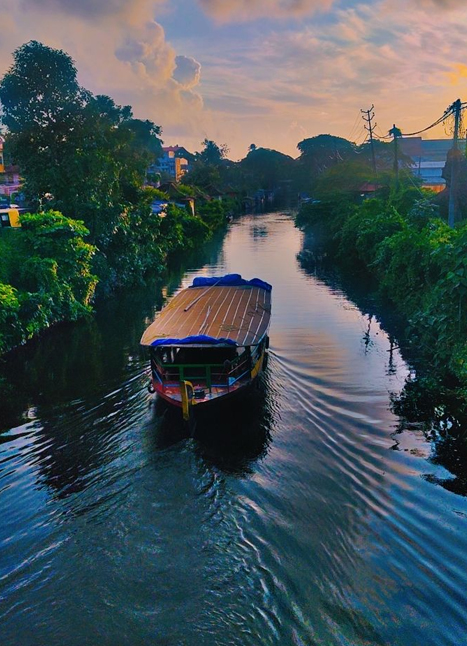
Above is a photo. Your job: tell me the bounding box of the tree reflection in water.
[298,239,467,498]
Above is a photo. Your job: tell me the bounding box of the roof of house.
[158,182,195,199]
[204,184,224,196]
[359,182,381,192]
[162,145,193,157]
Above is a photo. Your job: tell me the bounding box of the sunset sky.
[0,0,466,159]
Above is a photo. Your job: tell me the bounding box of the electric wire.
[347,112,363,143]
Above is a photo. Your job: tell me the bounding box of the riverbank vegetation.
[1,37,465,395]
[296,156,467,416]
[0,42,230,354]
[0,211,97,354]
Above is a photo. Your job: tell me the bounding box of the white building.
[149,146,191,183]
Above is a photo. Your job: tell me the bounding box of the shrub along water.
[0,42,231,355]
[0,211,97,354]
[296,190,467,393]
[0,197,227,354]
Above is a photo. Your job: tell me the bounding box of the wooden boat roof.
[140,284,272,347]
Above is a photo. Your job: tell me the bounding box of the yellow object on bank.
[8,208,21,228]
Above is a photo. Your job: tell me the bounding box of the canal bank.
[1,212,466,646]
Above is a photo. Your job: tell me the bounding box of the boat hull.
[150,348,267,413]
[154,378,256,410]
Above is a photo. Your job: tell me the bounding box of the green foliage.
[182,162,221,191]
[0,229,18,283]
[197,200,227,230]
[296,177,467,389]
[241,147,294,191]
[160,205,210,254]
[0,283,22,353]
[145,187,169,201]
[0,40,87,133]
[297,134,356,163]
[198,139,229,166]
[339,200,405,268]
[173,184,195,197]
[0,41,162,245]
[0,210,97,353]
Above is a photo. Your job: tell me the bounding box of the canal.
[1,212,466,645]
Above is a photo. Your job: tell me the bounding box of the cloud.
[193,0,467,156]
[115,21,176,82]
[198,0,334,21]
[18,0,154,20]
[173,56,201,89]
[413,0,465,7]
[112,22,203,129]
[0,0,209,148]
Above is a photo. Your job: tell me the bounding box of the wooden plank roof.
[140,285,272,347]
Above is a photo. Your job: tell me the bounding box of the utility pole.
[448,98,462,228]
[361,105,377,176]
[389,124,402,190]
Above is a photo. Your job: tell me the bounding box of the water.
[1,212,467,646]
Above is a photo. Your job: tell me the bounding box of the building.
[0,136,22,199]
[399,137,466,193]
[157,182,196,215]
[149,145,191,183]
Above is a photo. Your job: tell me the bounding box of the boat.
[140,274,272,418]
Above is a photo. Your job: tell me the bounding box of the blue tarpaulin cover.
[150,335,237,347]
[190,274,272,292]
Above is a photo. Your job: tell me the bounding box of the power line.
[347,112,363,142]
[375,106,455,141]
[361,105,377,176]
[401,108,454,137]
[355,125,370,146]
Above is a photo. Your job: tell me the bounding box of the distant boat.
[140,274,272,419]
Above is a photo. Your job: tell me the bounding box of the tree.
[0,40,88,133]
[240,147,293,191]
[0,41,163,242]
[181,139,230,190]
[295,134,357,194]
[297,135,356,170]
[198,138,229,166]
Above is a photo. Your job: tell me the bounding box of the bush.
[197,200,226,230]
[0,283,22,353]
[0,210,97,354]
[296,186,467,388]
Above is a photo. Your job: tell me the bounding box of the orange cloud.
[198,0,335,21]
[448,63,467,86]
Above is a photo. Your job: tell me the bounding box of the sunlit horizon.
[0,0,466,158]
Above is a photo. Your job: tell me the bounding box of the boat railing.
[154,356,252,391]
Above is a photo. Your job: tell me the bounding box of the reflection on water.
[1,213,467,646]
[298,233,467,501]
[152,367,275,476]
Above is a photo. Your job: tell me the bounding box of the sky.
[0,0,467,159]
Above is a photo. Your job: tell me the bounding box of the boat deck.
[157,381,246,406]
[141,284,271,347]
